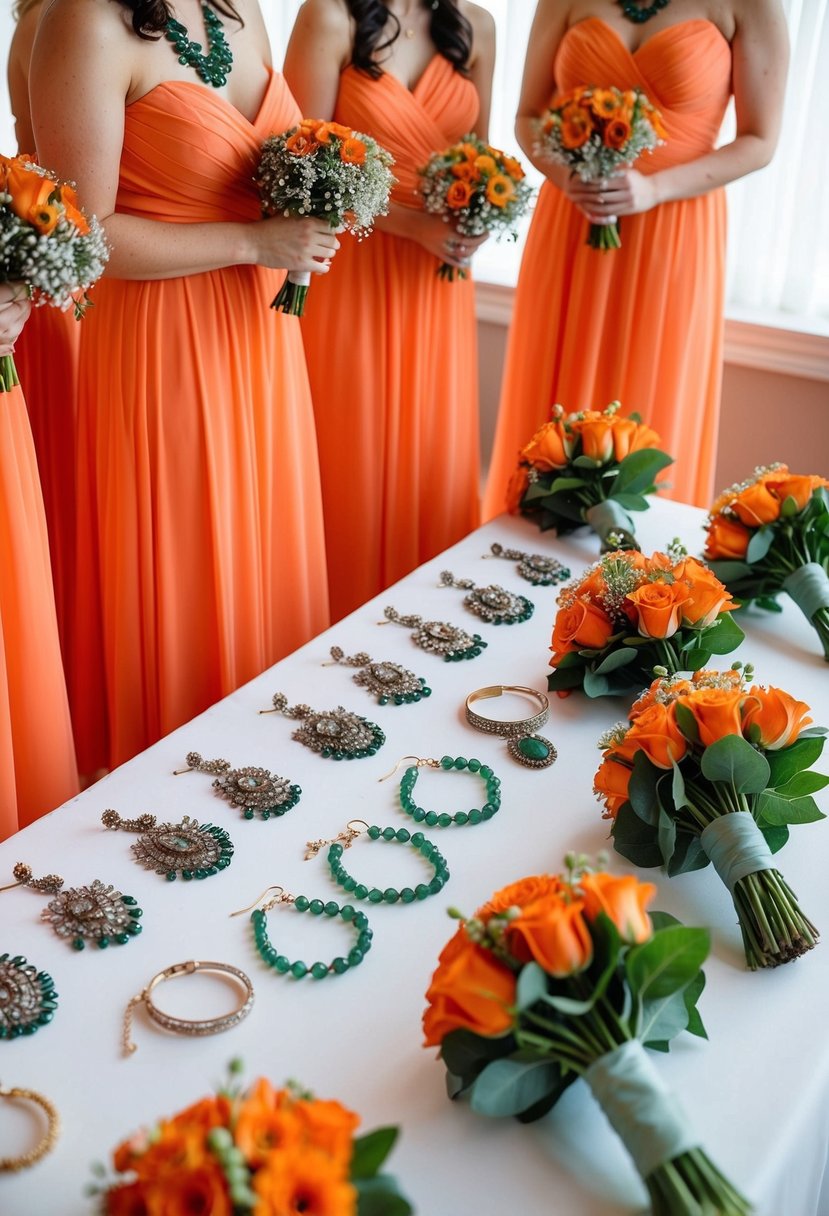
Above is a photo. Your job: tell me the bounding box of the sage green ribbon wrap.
[783,563,829,623]
[585,1040,700,1178]
[584,499,633,539]
[699,812,775,893]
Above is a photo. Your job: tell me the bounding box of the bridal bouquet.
[419,135,533,280]
[424,862,751,1215]
[596,666,825,969]
[548,545,743,697]
[257,120,395,315]
[535,85,666,249]
[509,402,673,550]
[704,465,829,661]
[91,1065,411,1214]
[0,153,108,390]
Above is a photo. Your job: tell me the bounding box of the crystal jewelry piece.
[0,1085,60,1172]
[164,2,233,88]
[101,809,234,881]
[486,542,570,588]
[439,571,534,625]
[619,0,671,23]
[230,886,372,980]
[379,755,502,827]
[306,819,450,905]
[174,752,301,820]
[260,694,385,760]
[0,953,58,1040]
[465,685,557,769]
[381,606,487,662]
[123,960,254,1056]
[0,863,144,951]
[324,646,431,706]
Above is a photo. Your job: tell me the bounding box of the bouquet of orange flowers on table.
[548,544,743,697]
[595,666,826,970]
[257,120,395,315]
[535,85,666,250]
[0,153,108,391]
[92,1064,412,1215]
[704,465,829,661]
[419,135,533,280]
[509,401,673,551]
[423,861,751,1215]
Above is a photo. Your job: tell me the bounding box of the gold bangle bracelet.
[465,685,557,770]
[0,1086,60,1172]
[123,960,254,1056]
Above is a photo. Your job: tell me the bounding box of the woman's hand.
[395,210,490,269]
[550,168,660,223]
[0,286,31,355]
[249,216,341,273]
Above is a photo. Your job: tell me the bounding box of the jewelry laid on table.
[0,954,58,1039]
[174,751,301,821]
[305,819,449,905]
[101,809,234,881]
[260,694,385,760]
[0,864,143,951]
[0,1085,60,1172]
[380,755,502,827]
[618,0,671,24]
[164,2,233,87]
[439,571,534,626]
[381,606,487,662]
[485,543,570,588]
[323,646,431,706]
[123,960,254,1056]
[230,886,372,980]
[465,685,557,770]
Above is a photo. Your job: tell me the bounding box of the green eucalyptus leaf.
[707,559,753,583]
[612,802,661,867]
[774,770,829,797]
[666,832,710,877]
[516,962,549,1012]
[593,647,640,675]
[610,449,673,496]
[515,1075,576,1123]
[767,737,826,787]
[440,1028,513,1079]
[445,1070,469,1100]
[626,926,710,1001]
[572,454,603,470]
[547,666,586,692]
[756,595,784,613]
[648,910,681,931]
[683,971,708,1040]
[746,527,775,563]
[628,751,661,825]
[612,492,649,512]
[351,1128,399,1180]
[540,991,596,1015]
[682,647,712,671]
[582,669,612,698]
[701,612,746,656]
[674,702,701,744]
[549,475,588,492]
[760,822,789,853]
[356,1176,413,1216]
[700,735,771,793]
[657,806,677,865]
[640,988,690,1046]
[755,791,825,826]
[470,1057,563,1118]
[671,761,689,810]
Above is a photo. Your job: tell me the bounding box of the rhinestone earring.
[0,953,58,1039]
[380,606,487,662]
[101,809,234,881]
[259,694,385,760]
[439,570,534,625]
[173,752,301,821]
[0,863,143,951]
[485,543,570,587]
[323,646,431,706]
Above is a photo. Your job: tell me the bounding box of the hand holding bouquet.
[596,666,825,969]
[548,545,743,697]
[419,135,533,280]
[0,153,108,390]
[257,120,395,315]
[509,402,673,550]
[535,86,666,249]
[424,862,751,1215]
[704,465,829,661]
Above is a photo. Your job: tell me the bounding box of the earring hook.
[229,885,284,917]
[377,756,425,782]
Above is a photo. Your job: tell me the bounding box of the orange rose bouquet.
[92,1065,411,1215]
[596,665,826,970]
[548,545,743,697]
[257,121,395,315]
[419,135,533,280]
[424,862,750,1215]
[0,153,108,390]
[510,401,673,550]
[535,85,666,250]
[704,464,829,661]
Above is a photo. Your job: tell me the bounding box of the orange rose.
[340,137,366,165]
[560,104,592,149]
[550,598,615,661]
[475,153,498,175]
[57,184,91,235]
[142,1164,231,1216]
[611,417,661,461]
[104,1183,149,1216]
[580,872,656,943]
[285,130,318,157]
[451,160,481,183]
[504,893,593,977]
[604,117,632,150]
[486,173,516,208]
[593,755,633,818]
[253,1147,355,1216]
[678,687,746,746]
[521,419,570,470]
[573,416,615,463]
[422,925,516,1046]
[234,1102,303,1169]
[673,557,735,628]
[731,480,781,527]
[766,473,829,513]
[502,155,525,180]
[505,464,530,514]
[626,579,692,640]
[294,1097,360,1164]
[460,141,480,162]
[478,875,564,920]
[5,160,57,226]
[742,685,813,750]
[704,515,751,560]
[590,89,620,119]
[446,179,473,210]
[624,701,688,768]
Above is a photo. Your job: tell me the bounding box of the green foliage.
[470,1058,564,1118]
[351,1128,399,1180]
[699,735,772,793]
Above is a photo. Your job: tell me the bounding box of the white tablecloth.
[2,500,828,1215]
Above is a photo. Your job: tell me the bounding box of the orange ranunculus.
[731,480,781,527]
[5,159,56,224]
[624,701,688,769]
[58,183,90,234]
[626,579,692,640]
[704,515,751,560]
[604,117,632,150]
[460,141,480,162]
[127,1126,207,1182]
[580,872,656,943]
[673,557,735,628]
[560,103,592,149]
[486,173,516,208]
[451,160,481,183]
[340,137,367,165]
[478,875,564,921]
[104,1183,150,1216]
[422,924,516,1046]
[550,597,615,661]
[446,179,473,210]
[502,155,525,180]
[286,130,318,157]
[505,465,530,514]
[253,1146,355,1216]
[294,1097,360,1165]
[678,687,746,747]
[590,89,620,119]
[521,419,570,470]
[320,121,353,142]
[593,755,633,818]
[169,1096,230,1133]
[474,153,498,175]
[142,1164,232,1216]
[504,893,593,977]
[234,1101,303,1169]
[766,472,829,513]
[742,685,813,751]
[573,415,615,463]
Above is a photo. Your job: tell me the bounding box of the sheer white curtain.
[264,1,303,62]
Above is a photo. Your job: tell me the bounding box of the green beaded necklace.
[306,821,450,905]
[383,754,502,828]
[238,887,373,980]
[164,2,233,88]
[618,0,671,23]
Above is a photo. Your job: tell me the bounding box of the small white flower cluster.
[0,195,109,314]
[419,138,533,240]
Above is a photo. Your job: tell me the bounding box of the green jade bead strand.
[400,756,501,827]
[164,3,233,88]
[251,899,372,980]
[327,827,449,905]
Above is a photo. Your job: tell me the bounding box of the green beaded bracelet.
[380,754,502,827]
[309,822,449,904]
[234,887,372,980]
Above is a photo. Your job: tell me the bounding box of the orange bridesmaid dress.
[483,18,731,516]
[0,383,78,838]
[300,54,481,621]
[71,72,329,775]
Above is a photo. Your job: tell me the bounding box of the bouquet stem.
[271,270,311,317]
[732,868,818,970]
[783,564,829,662]
[646,1148,752,1215]
[587,220,622,251]
[813,607,829,662]
[0,354,20,393]
[437,261,469,282]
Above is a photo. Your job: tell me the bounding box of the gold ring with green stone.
[464,685,557,769]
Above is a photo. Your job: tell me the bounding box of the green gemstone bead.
[347,948,363,966]
[415,884,431,900]
[332,957,349,974]
[294,896,310,912]
[518,736,551,760]
[309,899,324,915]
[343,876,356,892]
[341,904,355,920]
[97,937,109,949]
[115,933,129,945]
[482,806,495,821]
[425,811,439,827]
[454,811,469,825]
[480,765,492,778]
[368,825,381,839]
[440,756,454,769]
[166,871,177,881]
[383,888,400,904]
[412,808,426,822]
[323,901,339,917]
[354,884,369,900]
[311,962,329,980]
[468,810,482,825]
[127,922,142,935]
[382,826,396,840]
[129,908,143,918]
[122,896,137,906]
[453,756,467,770]
[368,889,383,904]
[182,870,192,881]
[244,809,254,820]
[411,832,424,846]
[275,956,290,973]
[400,887,416,903]
[290,961,308,979]
[437,813,452,828]
[468,758,481,771]
[429,877,444,894]
[395,828,411,842]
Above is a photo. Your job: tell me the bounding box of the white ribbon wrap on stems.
[699,812,775,892]
[584,499,633,537]
[286,270,312,288]
[783,563,829,623]
[585,1040,700,1178]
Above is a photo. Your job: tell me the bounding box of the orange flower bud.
[765,473,829,513]
[593,755,633,818]
[673,557,735,628]
[742,685,813,750]
[678,687,746,746]
[623,701,688,769]
[626,579,692,640]
[731,481,781,527]
[504,896,593,977]
[704,515,751,560]
[521,419,570,470]
[580,872,656,943]
[550,598,615,662]
[446,179,473,210]
[422,925,516,1046]
[574,416,615,463]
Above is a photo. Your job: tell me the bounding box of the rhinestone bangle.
[465,685,550,738]
[124,960,254,1055]
[0,1086,60,1172]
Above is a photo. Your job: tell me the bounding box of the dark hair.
[345,0,473,79]
[112,0,242,40]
